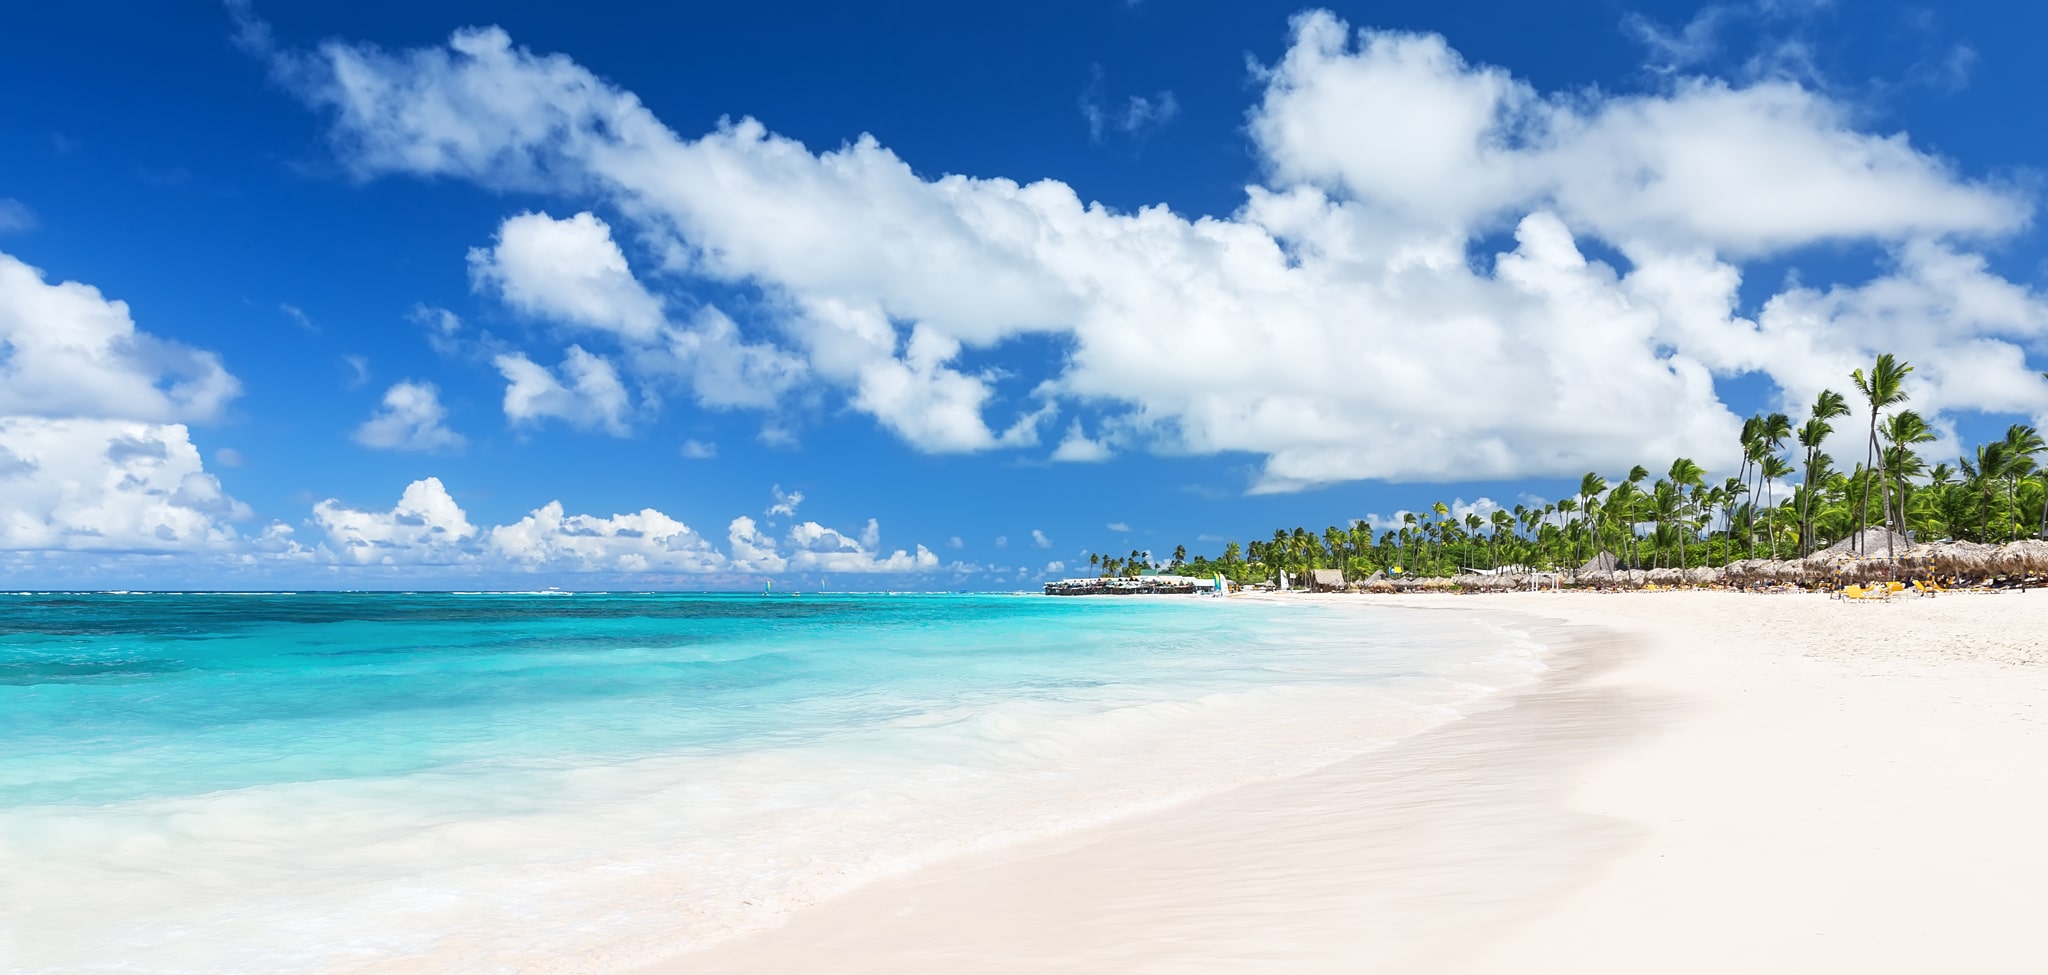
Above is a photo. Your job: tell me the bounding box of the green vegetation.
[1092,355,2048,584]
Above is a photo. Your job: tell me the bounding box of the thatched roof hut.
[1309,568,1347,592]
[1578,551,1620,574]
[1824,527,1915,557]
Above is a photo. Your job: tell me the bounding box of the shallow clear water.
[0,592,1545,973]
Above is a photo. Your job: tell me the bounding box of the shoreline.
[641,601,1641,973]
[642,591,2048,973]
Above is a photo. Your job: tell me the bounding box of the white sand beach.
[645,591,2048,973]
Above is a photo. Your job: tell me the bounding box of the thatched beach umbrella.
[1578,551,1620,574]
[1365,578,1396,593]
[1686,566,1722,586]
[1646,567,1681,586]
[1923,540,1996,577]
[1995,539,2048,574]
[1798,549,1858,583]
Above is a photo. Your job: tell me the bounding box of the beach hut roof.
[1995,539,2048,572]
[1578,551,1619,573]
[1923,539,1998,572]
[1822,527,1914,556]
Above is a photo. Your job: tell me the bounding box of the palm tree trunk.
[1857,420,1877,555]
[1873,432,1895,560]
[1765,478,1776,559]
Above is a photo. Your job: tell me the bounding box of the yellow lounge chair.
[1912,580,1942,597]
[1842,584,1886,601]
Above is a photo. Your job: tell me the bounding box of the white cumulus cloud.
[354,381,465,451]
[0,248,260,560]
[490,501,725,572]
[306,478,940,577]
[311,476,477,565]
[0,419,251,552]
[470,210,665,340]
[0,252,239,423]
[494,345,631,434]
[766,485,803,518]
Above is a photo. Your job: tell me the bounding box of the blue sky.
[1,0,2044,589]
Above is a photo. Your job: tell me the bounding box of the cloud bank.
[266,9,2045,491]
[0,247,941,581]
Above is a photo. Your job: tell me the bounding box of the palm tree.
[1758,454,1794,559]
[1489,509,1512,569]
[1430,502,1451,573]
[1649,479,1680,568]
[1575,472,1607,575]
[1718,475,1747,552]
[2035,466,2048,539]
[1998,424,2044,541]
[1666,458,1705,568]
[1751,412,1791,559]
[1734,414,1764,552]
[1851,354,1913,557]
[1879,409,1935,544]
[1960,442,2007,542]
[1796,389,1848,555]
[1619,466,1649,567]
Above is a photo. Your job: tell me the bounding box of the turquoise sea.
[0,592,1545,974]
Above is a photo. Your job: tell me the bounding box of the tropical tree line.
[1091,355,2048,584]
